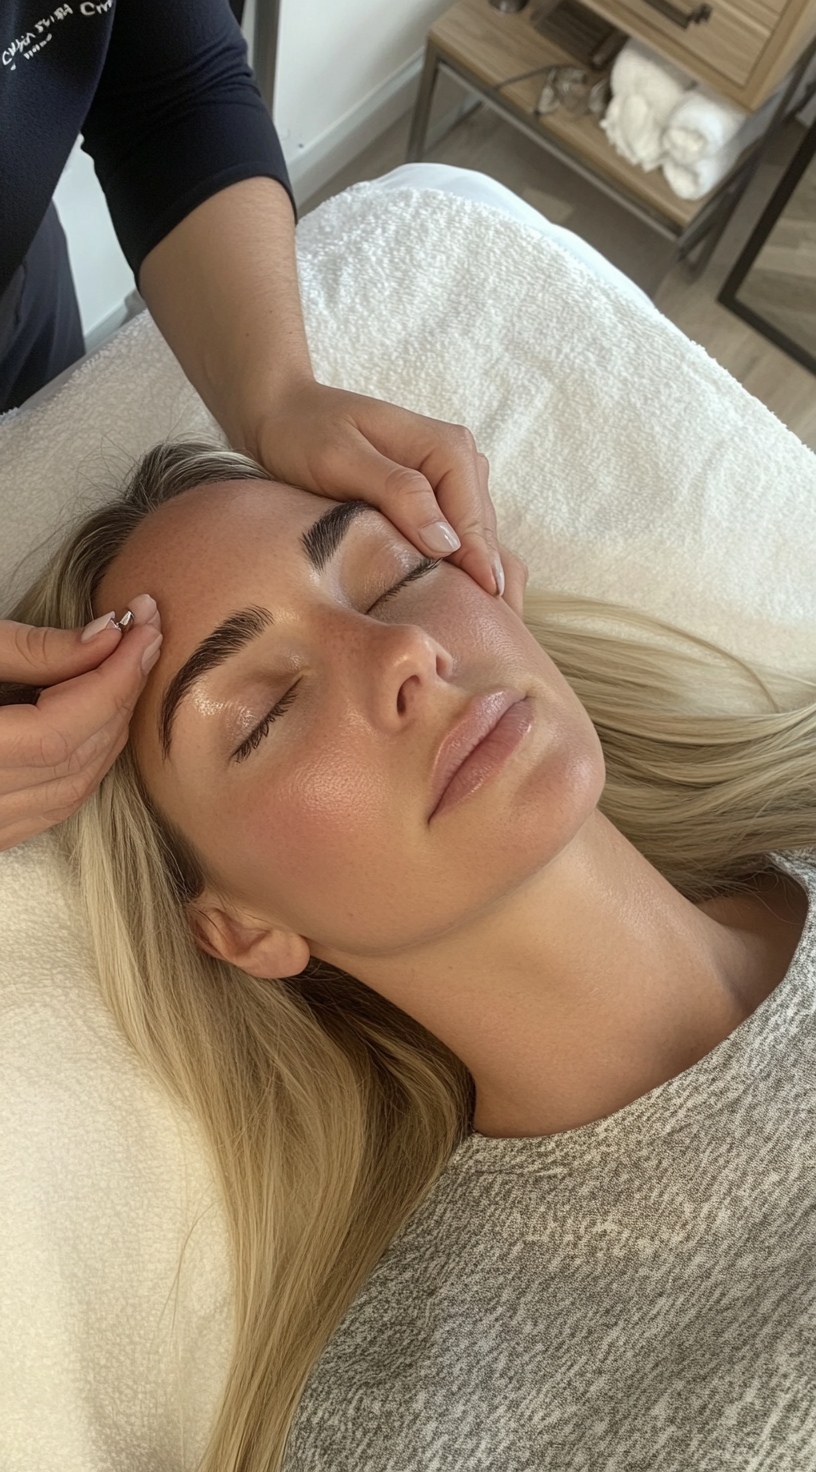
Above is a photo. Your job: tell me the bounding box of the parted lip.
[428,689,523,819]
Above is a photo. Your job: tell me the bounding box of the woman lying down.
[14,441,815,1472]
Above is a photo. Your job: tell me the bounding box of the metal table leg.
[407,43,443,162]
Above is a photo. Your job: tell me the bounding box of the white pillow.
[1,182,815,1472]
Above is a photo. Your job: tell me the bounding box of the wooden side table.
[407,0,816,277]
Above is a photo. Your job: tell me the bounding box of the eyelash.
[233,681,300,763]
[231,556,439,763]
[367,555,438,607]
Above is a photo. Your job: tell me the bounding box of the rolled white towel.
[602,93,668,171]
[664,85,749,164]
[662,140,741,199]
[608,36,692,108]
[661,82,777,198]
[602,38,692,170]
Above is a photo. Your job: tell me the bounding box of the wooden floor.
[303,103,816,452]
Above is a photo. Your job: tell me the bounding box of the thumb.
[322,436,463,560]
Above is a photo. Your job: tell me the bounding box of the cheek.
[202,729,414,944]
[425,572,529,666]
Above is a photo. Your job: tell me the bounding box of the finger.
[0,719,131,850]
[0,690,132,795]
[312,418,503,598]
[435,448,504,598]
[499,546,528,619]
[0,593,161,689]
[0,616,162,785]
[0,613,122,684]
[356,411,501,597]
[306,426,461,549]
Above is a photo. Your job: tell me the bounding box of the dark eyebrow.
[159,503,376,758]
[159,605,273,759]
[301,499,375,571]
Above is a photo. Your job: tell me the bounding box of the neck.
[328,813,797,1139]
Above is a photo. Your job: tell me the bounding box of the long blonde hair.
[8,441,816,1471]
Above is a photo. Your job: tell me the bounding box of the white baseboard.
[285,51,425,208]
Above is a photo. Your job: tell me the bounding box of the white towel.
[602,93,668,170]
[1,181,816,1472]
[662,140,743,197]
[0,834,233,1472]
[661,83,776,197]
[664,85,750,164]
[601,38,692,169]
[2,182,816,668]
[608,35,693,108]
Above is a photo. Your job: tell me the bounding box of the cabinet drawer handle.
[642,0,712,26]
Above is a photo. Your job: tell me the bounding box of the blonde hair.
[9,440,816,1471]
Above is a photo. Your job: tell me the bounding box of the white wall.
[53,142,134,349]
[274,0,449,200]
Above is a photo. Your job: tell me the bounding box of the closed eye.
[231,557,440,763]
[367,556,439,611]
[232,681,300,763]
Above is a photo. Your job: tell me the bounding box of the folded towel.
[664,85,749,164]
[608,36,692,107]
[662,139,742,198]
[602,91,670,171]
[601,38,692,169]
[661,82,778,197]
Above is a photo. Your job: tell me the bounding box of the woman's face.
[97,479,604,965]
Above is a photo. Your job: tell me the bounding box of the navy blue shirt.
[0,0,293,297]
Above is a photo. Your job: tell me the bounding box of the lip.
[429,690,530,820]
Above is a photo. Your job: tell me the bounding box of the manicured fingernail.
[420,521,461,555]
[492,556,505,598]
[141,634,163,674]
[81,611,118,642]
[129,593,160,629]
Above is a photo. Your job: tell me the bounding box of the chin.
[471,723,604,875]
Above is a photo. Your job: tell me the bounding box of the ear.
[188,898,310,979]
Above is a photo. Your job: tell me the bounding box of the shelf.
[429,0,716,229]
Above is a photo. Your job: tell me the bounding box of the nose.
[351,619,454,733]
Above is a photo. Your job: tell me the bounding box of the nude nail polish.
[129,593,160,628]
[81,612,117,642]
[140,635,163,674]
[420,521,461,554]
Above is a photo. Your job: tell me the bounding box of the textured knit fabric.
[283,848,816,1472]
[0,0,291,296]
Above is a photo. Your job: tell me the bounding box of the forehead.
[99,478,333,611]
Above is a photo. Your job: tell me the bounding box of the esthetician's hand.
[498,543,528,620]
[0,595,162,851]
[244,380,506,596]
[140,180,503,596]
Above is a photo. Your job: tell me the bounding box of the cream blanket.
[1,181,815,1471]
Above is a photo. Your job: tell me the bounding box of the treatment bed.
[0,165,814,1472]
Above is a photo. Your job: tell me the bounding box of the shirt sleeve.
[80,0,294,280]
